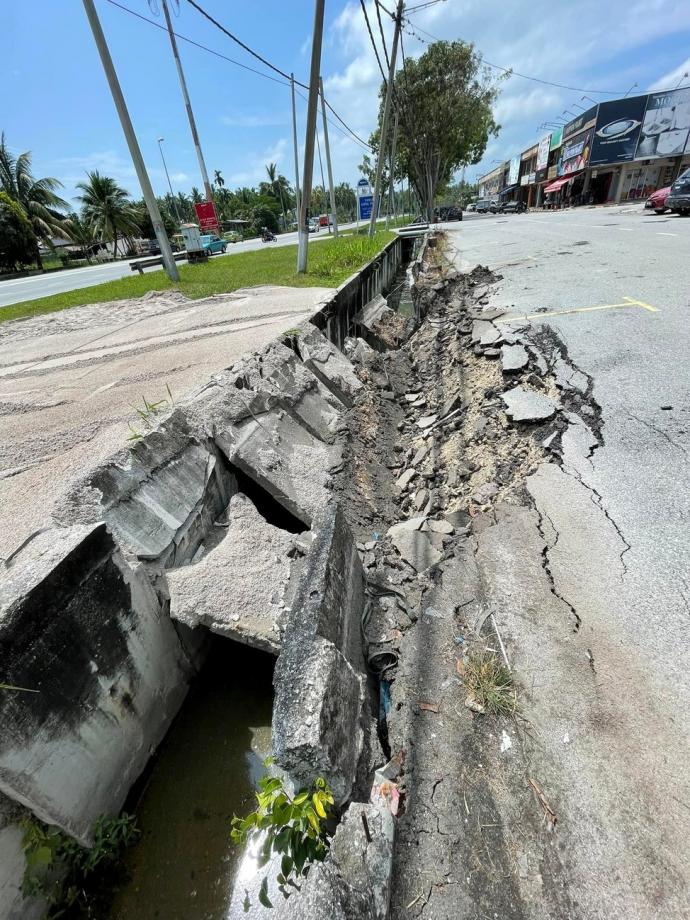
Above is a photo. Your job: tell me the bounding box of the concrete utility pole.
[369,0,404,236]
[157,137,181,224]
[319,76,339,238]
[161,0,213,203]
[387,110,399,227]
[316,132,329,233]
[82,0,179,281]
[298,0,325,273]
[290,74,301,224]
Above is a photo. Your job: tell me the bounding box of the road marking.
[617,227,635,231]
[498,298,660,323]
[657,232,677,236]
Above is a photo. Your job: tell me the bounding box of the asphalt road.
[446,203,690,917]
[0,220,364,309]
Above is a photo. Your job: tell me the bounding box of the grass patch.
[461,648,517,717]
[1,232,395,325]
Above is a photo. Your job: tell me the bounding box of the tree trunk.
[113,230,118,261]
[35,247,44,271]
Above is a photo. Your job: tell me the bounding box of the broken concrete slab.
[417,414,438,430]
[471,481,499,505]
[387,516,426,540]
[396,468,416,491]
[501,386,560,423]
[554,357,589,394]
[427,519,454,535]
[167,494,298,654]
[216,409,341,527]
[297,323,364,407]
[390,528,442,573]
[501,343,529,373]
[471,320,502,346]
[0,524,191,844]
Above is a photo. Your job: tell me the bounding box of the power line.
[104,0,371,150]
[359,0,387,86]
[375,1,390,70]
[403,16,627,95]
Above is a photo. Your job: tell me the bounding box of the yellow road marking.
[497,298,660,323]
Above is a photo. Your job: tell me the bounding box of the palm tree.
[214,169,225,188]
[190,185,203,205]
[0,132,71,269]
[75,171,141,260]
[65,212,99,264]
[265,162,288,230]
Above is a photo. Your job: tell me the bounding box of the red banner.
[194,200,219,233]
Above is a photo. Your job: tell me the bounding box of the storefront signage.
[527,172,536,184]
[561,128,592,175]
[536,135,551,171]
[549,127,563,150]
[563,104,598,140]
[547,165,558,179]
[520,175,529,186]
[635,87,690,160]
[508,156,520,185]
[590,95,648,165]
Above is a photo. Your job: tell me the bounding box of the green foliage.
[75,171,141,258]
[367,40,504,216]
[20,813,140,918]
[231,763,335,909]
[0,190,37,271]
[462,648,517,717]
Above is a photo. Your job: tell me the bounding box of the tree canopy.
[0,191,37,272]
[366,40,503,217]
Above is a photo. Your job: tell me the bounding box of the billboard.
[508,156,520,185]
[563,104,598,140]
[549,127,563,150]
[589,95,648,166]
[561,128,592,175]
[536,135,551,171]
[194,200,219,233]
[358,195,373,220]
[635,87,690,159]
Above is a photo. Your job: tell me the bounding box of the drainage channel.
[107,639,274,920]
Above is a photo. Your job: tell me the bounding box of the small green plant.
[231,761,335,910]
[462,648,517,717]
[20,813,140,917]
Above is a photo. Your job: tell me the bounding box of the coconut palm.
[0,132,71,268]
[214,169,225,188]
[265,162,289,230]
[75,171,141,259]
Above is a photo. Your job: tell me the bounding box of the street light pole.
[369,0,404,236]
[297,0,325,273]
[319,76,338,238]
[160,0,213,203]
[157,137,182,225]
[290,74,301,224]
[81,0,178,281]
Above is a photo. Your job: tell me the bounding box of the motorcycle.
[261,229,277,242]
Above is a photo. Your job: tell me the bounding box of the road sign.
[358,194,373,220]
[357,177,369,187]
[194,200,220,233]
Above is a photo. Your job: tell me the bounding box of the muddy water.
[108,640,274,920]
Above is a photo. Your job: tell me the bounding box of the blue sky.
[4,0,690,205]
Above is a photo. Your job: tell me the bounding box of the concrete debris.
[553,357,589,394]
[471,481,499,505]
[501,386,560,422]
[390,528,442,573]
[0,524,191,844]
[298,323,364,407]
[167,494,298,653]
[387,516,427,540]
[441,391,463,418]
[471,320,502,346]
[411,444,430,467]
[216,408,341,527]
[427,519,454,535]
[413,488,429,511]
[417,414,438,429]
[501,343,529,373]
[396,468,416,491]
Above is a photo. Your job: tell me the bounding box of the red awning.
[543,177,569,194]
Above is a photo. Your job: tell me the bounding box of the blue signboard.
[358,195,373,220]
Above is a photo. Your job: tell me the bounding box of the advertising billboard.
[589,95,648,166]
[194,200,219,233]
[536,135,551,171]
[561,128,592,175]
[635,87,690,159]
[563,105,598,140]
[508,156,520,185]
[549,127,563,150]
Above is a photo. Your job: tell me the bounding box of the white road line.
[657,232,678,237]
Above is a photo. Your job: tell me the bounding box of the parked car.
[223,230,242,244]
[147,239,161,255]
[308,219,320,233]
[499,200,528,214]
[644,186,671,214]
[466,202,476,212]
[200,233,227,254]
[666,168,690,216]
[475,199,498,214]
[437,205,463,221]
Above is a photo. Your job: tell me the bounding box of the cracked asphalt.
[441,205,690,918]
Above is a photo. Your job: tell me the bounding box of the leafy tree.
[368,41,503,218]
[0,133,71,268]
[76,171,141,258]
[134,199,177,240]
[0,190,37,271]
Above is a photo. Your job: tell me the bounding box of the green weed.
[462,648,517,717]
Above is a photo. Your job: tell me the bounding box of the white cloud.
[648,57,690,92]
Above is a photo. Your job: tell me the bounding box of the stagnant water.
[108,640,274,920]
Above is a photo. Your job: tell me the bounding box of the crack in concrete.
[533,503,581,632]
[626,410,688,457]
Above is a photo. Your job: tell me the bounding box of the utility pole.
[82,0,178,281]
[298,0,325,273]
[319,76,338,238]
[316,132,329,233]
[160,0,213,203]
[369,0,404,236]
[290,74,301,226]
[386,110,399,228]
